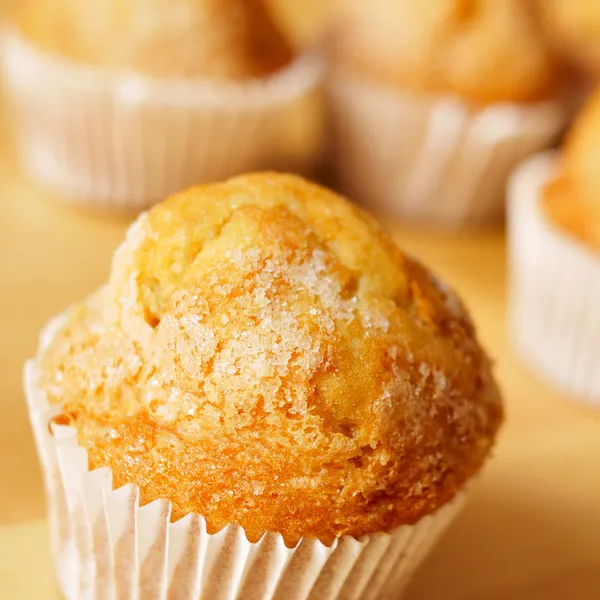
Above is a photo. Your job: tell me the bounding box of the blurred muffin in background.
[541,0,600,75]
[17,0,294,78]
[1,0,324,211]
[545,90,600,251]
[336,0,557,104]
[327,0,569,228]
[27,172,503,599]
[509,90,600,407]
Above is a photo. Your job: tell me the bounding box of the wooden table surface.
[1,3,600,599]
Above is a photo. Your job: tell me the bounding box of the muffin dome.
[543,90,600,252]
[334,0,560,104]
[16,0,294,78]
[41,173,502,545]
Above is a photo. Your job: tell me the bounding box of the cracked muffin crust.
[40,173,503,545]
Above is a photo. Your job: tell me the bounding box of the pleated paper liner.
[1,29,324,212]
[25,314,469,600]
[508,152,600,406]
[327,70,567,228]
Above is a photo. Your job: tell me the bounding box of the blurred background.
[0,1,599,598]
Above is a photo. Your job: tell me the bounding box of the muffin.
[509,90,600,406]
[26,173,503,599]
[327,0,568,227]
[1,0,323,211]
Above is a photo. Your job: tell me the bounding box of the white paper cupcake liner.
[24,314,469,600]
[327,70,567,228]
[1,29,324,211]
[508,152,600,406]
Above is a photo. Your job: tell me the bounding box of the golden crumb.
[333,0,561,104]
[542,90,600,254]
[16,0,294,79]
[41,173,503,545]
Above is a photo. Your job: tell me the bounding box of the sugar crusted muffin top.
[543,90,600,253]
[16,0,294,79]
[333,0,561,104]
[40,173,503,545]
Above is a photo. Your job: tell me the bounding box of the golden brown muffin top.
[541,0,600,72]
[16,0,294,79]
[333,0,561,104]
[543,90,600,253]
[40,173,503,546]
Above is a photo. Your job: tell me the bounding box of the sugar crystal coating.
[41,173,503,545]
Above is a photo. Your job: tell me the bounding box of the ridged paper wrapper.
[2,29,324,212]
[328,70,567,228]
[508,152,600,406]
